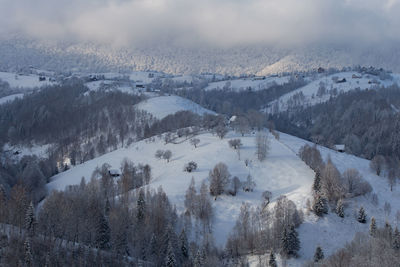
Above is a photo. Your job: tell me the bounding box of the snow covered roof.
[334,144,345,151]
[229,115,237,122]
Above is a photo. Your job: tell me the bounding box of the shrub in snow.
[228,139,242,150]
[342,168,372,197]
[184,161,197,173]
[155,150,164,159]
[190,138,200,148]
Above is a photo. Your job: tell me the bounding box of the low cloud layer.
[1,0,400,48]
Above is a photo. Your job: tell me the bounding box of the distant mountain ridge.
[1,36,400,75]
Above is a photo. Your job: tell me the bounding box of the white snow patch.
[0,72,55,89]
[135,95,216,119]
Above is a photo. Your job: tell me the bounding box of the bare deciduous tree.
[163,150,172,162]
[209,162,231,197]
[321,159,345,203]
[255,132,270,161]
[370,155,385,176]
[190,138,200,148]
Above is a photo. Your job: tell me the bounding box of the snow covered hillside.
[279,132,400,262]
[44,129,400,264]
[135,95,216,119]
[0,71,55,89]
[267,71,399,113]
[204,76,290,92]
[47,131,315,248]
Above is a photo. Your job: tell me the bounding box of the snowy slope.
[44,128,400,263]
[205,76,290,91]
[278,132,400,263]
[3,143,51,160]
[267,71,398,113]
[135,95,216,119]
[47,131,315,247]
[0,72,55,89]
[0,93,23,105]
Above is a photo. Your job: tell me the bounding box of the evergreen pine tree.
[312,194,325,217]
[357,207,367,223]
[165,241,176,267]
[137,189,146,224]
[95,212,111,249]
[150,233,158,257]
[281,227,290,257]
[25,201,35,237]
[313,171,321,192]
[268,251,277,267]
[179,229,189,259]
[288,225,300,257]
[194,249,204,267]
[24,238,33,267]
[313,246,324,262]
[393,227,400,250]
[336,199,344,218]
[141,243,147,261]
[370,217,377,236]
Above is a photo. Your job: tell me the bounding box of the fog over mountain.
[1,0,400,74]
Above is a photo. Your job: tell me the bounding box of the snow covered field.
[0,72,55,89]
[267,71,399,113]
[135,95,216,119]
[47,131,315,249]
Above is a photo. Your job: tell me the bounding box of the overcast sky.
[1,0,400,48]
